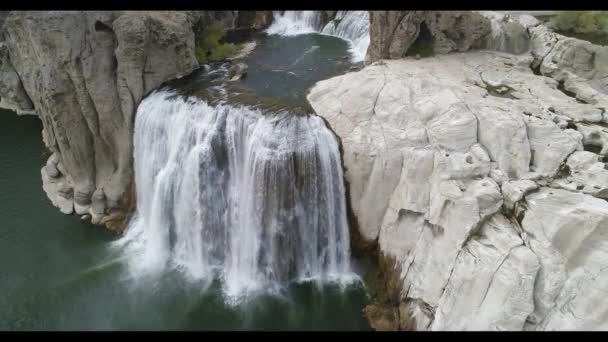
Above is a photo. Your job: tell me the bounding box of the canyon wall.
[2,9,608,330]
[309,12,608,330]
[0,11,270,231]
[365,11,531,64]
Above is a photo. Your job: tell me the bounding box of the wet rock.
[228,62,248,81]
[44,163,60,179]
[364,304,400,331]
[91,188,106,225]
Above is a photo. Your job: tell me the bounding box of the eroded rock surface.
[309,40,608,329]
[0,11,200,230]
[365,11,532,64]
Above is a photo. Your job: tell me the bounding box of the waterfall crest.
[266,11,370,63]
[119,91,355,301]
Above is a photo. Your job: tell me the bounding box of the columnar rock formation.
[309,13,608,330]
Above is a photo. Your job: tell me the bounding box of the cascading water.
[119,90,355,302]
[265,11,370,63]
[265,11,324,35]
[321,11,370,63]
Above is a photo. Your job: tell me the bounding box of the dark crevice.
[557,163,572,179]
[94,20,113,33]
[530,62,542,76]
[405,21,434,58]
[584,144,603,154]
[557,80,587,104]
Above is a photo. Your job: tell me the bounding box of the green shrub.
[195,22,239,64]
[596,12,608,33]
[552,11,578,32]
[552,11,608,34]
[576,11,598,33]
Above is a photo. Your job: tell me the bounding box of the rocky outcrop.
[234,11,273,31]
[197,11,238,30]
[366,11,491,63]
[365,11,533,64]
[0,11,200,231]
[0,11,7,29]
[0,42,35,114]
[196,11,274,32]
[530,24,608,108]
[309,33,608,329]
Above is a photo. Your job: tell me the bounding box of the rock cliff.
[2,9,607,330]
[0,11,202,230]
[0,11,273,231]
[365,11,532,64]
[309,13,608,330]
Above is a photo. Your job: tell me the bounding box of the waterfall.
[266,11,370,63]
[321,11,370,63]
[265,11,324,36]
[119,90,355,301]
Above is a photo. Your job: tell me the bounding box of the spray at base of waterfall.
[114,91,361,303]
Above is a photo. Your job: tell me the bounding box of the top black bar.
[0,0,607,11]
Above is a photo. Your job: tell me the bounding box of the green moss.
[482,81,517,99]
[195,22,241,64]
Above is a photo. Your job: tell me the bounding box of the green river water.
[0,32,372,331]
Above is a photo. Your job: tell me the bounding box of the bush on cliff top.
[552,11,608,34]
[195,22,239,64]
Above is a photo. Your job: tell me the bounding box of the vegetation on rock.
[195,22,240,63]
[552,11,608,34]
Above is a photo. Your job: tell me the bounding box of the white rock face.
[431,214,540,331]
[308,45,608,330]
[502,179,538,212]
[530,24,608,109]
[521,188,608,330]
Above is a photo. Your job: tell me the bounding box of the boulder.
[228,62,248,81]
